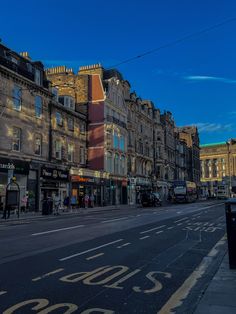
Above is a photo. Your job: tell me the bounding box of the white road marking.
[86,253,104,260]
[174,217,188,223]
[177,223,183,226]
[139,235,150,240]
[167,226,174,230]
[140,225,166,234]
[156,230,163,235]
[101,217,128,223]
[32,225,84,236]
[32,268,64,282]
[117,242,131,249]
[59,239,123,261]
[0,291,7,296]
[136,214,141,217]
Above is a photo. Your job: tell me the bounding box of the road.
[0,200,227,313]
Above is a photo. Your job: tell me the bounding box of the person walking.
[21,194,28,213]
[84,194,89,209]
[90,194,95,208]
[53,193,61,215]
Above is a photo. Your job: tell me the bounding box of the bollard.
[225,198,236,269]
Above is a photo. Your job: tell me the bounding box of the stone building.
[178,126,200,185]
[0,44,51,211]
[161,111,176,182]
[125,93,155,203]
[200,139,236,195]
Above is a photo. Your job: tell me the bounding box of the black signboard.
[0,157,29,174]
[41,167,69,181]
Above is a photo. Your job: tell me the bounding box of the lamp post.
[226,139,236,197]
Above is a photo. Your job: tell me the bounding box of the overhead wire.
[107,16,236,69]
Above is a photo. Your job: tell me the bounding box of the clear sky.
[1,0,236,144]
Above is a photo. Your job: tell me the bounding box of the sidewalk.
[0,204,140,223]
[195,252,236,313]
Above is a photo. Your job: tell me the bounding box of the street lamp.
[226,139,236,197]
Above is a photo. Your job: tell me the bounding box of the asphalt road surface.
[0,201,227,313]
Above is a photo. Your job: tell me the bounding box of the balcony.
[107,115,127,129]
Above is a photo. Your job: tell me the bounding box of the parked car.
[141,192,162,207]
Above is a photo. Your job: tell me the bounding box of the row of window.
[11,127,86,163]
[55,111,85,133]
[13,85,43,118]
[12,127,42,155]
[106,153,126,175]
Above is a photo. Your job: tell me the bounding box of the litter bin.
[42,199,49,215]
[225,198,236,269]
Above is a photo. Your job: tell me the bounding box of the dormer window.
[35,68,41,86]
[58,95,75,110]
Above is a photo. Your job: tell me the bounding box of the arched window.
[114,154,119,173]
[107,152,112,173]
[121,155,125,175]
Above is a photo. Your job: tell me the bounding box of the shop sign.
[0,158,29,174]
[41,167,69,181]
[71,175,95,183]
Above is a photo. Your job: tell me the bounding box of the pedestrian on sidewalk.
[84,194,89,209]
[63,195,69,212]
[2,205,11,219]
[21,194,28,213]
[89,194,95,208]
[53,193,61,215]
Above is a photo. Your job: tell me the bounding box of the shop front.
[135,177,152,204]
[0,157,30,211]
[109,177,128,205]
[40,166,69,210]
[71,175,104,207]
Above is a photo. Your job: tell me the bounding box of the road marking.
[177,223,183,226]
[136,214,141,217]
[59,239,123,261]
[32,268,64,282]
[174,217,188,223]
[117,242,131,249]
[32,225,84,236]
[101,217,128,223]
[86,253,104,260]
[140,225,166,234]
[0,291,7,296]
[158,234,226,313]
[156,230,163,235]
[139,236,150,240]
[167,226,174,230]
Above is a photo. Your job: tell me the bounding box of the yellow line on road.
[32,268,64,282]
[86,253,104,260]
[158,234,226,313]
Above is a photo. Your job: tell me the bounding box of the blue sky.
[1,0,236,144]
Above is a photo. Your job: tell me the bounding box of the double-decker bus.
[172,180,197,203]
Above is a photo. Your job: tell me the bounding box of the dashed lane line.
[0,291,7,296]
[117,242,131,249]
[86,253,104,260]
[174,217,188,223]
[32,225,84,236]
[101,217,128,223]
[139,235,150,240]
[167,226,174,230]
[59,239,123,261]
[156,230,164,235]
[32,268,64,282]
[140,225,166,234]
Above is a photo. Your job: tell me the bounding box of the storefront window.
[12,127,21,152]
